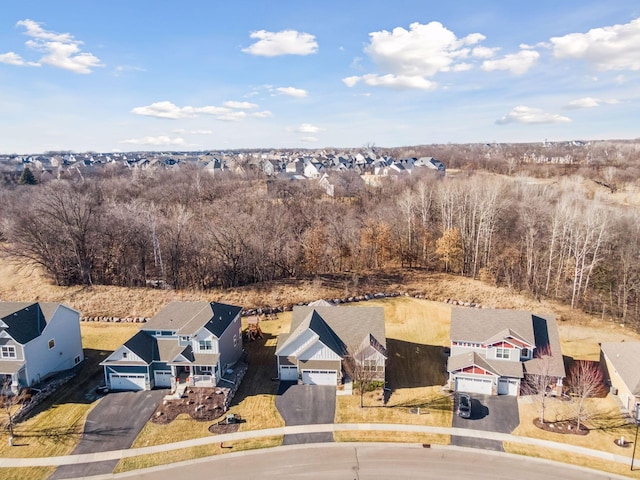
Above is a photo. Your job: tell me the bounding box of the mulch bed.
[533,418,589,435]
[208,422,241,435]
[150,387,227,424]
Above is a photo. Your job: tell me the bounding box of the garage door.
[498,378,519,395]
[280,365,298,381]
[455,376,492,395]
[302,370,337,386]
[110,373,146,391]
[154,370,173,388]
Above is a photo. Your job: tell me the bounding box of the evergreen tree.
[18,166,37,185]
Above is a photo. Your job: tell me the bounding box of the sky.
[1,1,639,153]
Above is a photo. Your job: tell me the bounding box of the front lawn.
[0,322,140,480]
[506,394,638,476]
[334,298,453,443]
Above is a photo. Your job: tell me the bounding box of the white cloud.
[131,101,200,119]
[131,101,272,122]
[296,123,321,133]
[472,46,499,59]
[16,19,73,42]
[551,18,640,71]
[15,19,102,74]
[0,52,34,66]
[217,111,247,122]
[223,100,258,109]
[276,86,308,98]
[343,73,437,90]
[300,136,318,143]
[481,49,539,75]
[120,135,186,146]
[365,22,484,77]
[496,106,572,125]
[564,97,620,109]
[242,29,318,57]
[173,129,213,135]
[346,21,487,90]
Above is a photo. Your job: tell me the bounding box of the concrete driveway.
[275,382,336,445]
[49,389,166,479]
[451,394,520,451]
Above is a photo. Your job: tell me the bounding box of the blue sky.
[1,1,639,153]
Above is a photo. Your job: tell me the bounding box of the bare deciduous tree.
[567,360,604,431]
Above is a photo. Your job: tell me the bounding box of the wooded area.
[1,141,639,329]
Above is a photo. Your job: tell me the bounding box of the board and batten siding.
[22,305,83,386]
[215,312,243,371]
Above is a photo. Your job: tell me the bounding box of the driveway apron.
[275,383,336,445]
[49,389,166,479]
[451,394,520,451]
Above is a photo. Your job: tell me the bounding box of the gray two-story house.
[101,301,243,391]
[0,302,84,393]
[447,308,565,396]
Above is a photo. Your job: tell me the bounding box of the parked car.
[455,392,472,418]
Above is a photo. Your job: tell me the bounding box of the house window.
[363,360,377,371]
[496,348,509,359]
[1,346,16,358]
[521,348,530,358]
[180,336,190,342]
[122,351,128,359]
[199,340,212,351]
[201,366,213,373]
[48,339,55,349]
[74,355,81,365]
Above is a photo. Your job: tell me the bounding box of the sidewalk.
[0,423,634,469]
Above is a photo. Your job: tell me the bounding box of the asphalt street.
[115,444,621,480]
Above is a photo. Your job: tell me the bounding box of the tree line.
[1,159,639,328]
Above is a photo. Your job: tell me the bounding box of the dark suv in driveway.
[455,392,472,418]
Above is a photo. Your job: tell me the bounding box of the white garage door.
[455,376,492,395]
[280,365,298,381]
[154,370,173,388]
[498,378,519,395]
[302,370,337,386]
[110,373,146,391]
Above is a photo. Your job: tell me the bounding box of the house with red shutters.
[446,308,565,396]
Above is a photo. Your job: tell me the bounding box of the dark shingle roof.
[0,302,48,345]
[123,331,159,364]
[143,301,242,338]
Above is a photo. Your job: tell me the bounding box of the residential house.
[101,301,243,391]
[275,305,387,386]
[600,342,640,418]
[0,302,84,393]
[447,308,565,396]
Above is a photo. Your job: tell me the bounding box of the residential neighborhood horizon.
[2,1,639,152]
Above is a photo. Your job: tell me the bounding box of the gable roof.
[281,306,386,357]
[601,342,640,395]
[450,308,565,379]
[0,302,50,345]
[143,301,242,337]
[450,308,536,346]
[448,351,524,378]
[123,330,159,364]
